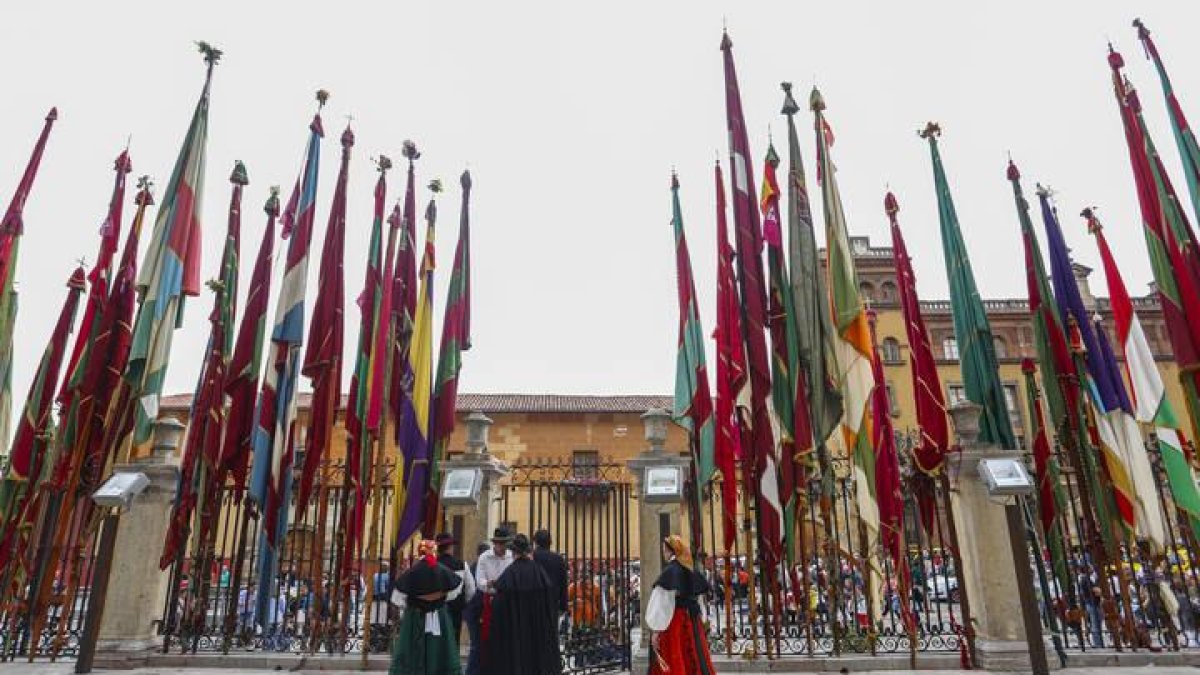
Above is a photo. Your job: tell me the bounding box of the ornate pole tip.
[918,121,941,139]
[46,108,58,122]
[720,30,732,51]
[460,169,472,190]
[670,171,679,190]
[69,267,88,290]
[884,191,899,217]
[114,150,133,174]
[1006,159,1020,181]
[196,41,223,66]
[376,155,393,173]
[1108,46,1124,69]
[428,178,444,194]
[316,89,330,108]
[808,86,825,112]
[765,142,780,167]
[1133,18,1148,38]
[402,140,420,161]
[136,175,155,206]
[230,160,249,186]
[265,186,281,216]
[781,82,800,115]
[340,125,355,148]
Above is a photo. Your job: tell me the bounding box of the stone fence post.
[438,411,508,565]
[626,408,691,650]
[946,401,1046,671]
[93,418,183,669]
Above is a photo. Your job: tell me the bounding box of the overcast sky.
[0,1,1198,404]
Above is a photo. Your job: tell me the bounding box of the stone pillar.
[94,418,183,668]
[439,411,508,565]
[945,402,1036,671]
[626,408,691,649]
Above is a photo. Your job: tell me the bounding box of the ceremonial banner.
[720,31,781,568]
[712,161,746,554]
[249,98,324,624]
[127,45,219,458]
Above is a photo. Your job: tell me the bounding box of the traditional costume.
[435,533,475,641]
[467,527,515,675]
[389,540,464,675]
[486,534,563,675]
[645,535,715,675]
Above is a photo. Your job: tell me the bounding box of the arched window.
[992,336,1008,359]
[942,336,959,360]
[880,280,898,303]
[859,281,876,303]
[881,337,902,363]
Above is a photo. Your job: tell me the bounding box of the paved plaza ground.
[2,666,1199,674]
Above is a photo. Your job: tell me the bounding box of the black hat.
[491,526,514,544]
[511,534,532,555]
[435,533,456,547]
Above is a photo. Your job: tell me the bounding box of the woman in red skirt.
[645,535,715,674]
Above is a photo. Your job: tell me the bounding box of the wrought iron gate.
[499,458,634,675]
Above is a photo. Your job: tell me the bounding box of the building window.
[881,337,902,364]
[860,281,876,303]
[880,280,898,304]
[992,336,1008,359]
[1003,384,1022,429]
[885,383,901,417]
[572,450,600,479]
[942,336,959,361]
[946,384,966,407]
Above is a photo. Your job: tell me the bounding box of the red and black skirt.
[649,608,715,675]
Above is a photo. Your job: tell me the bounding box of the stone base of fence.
[74,647,1200,672]
[632,649,1200,673]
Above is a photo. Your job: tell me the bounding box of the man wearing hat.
[465,527,514,675]
[435,533,474,642]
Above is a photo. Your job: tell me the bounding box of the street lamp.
[947,400,982,447]
[152,416,186,460]
[641,408,671,455]
[464,411,493,458]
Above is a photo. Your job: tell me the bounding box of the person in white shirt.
[465,527,514,675]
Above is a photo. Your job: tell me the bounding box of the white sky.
[0,1,1198,403]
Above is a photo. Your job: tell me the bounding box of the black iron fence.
[499,458,634,675]
[696,453,970,660]
[0,512,104,661]
[1021,438,1200,657]
[159,459,415,656]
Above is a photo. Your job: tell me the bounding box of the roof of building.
[159,392,674,414]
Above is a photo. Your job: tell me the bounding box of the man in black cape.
[486,534,562,675]
[532,529,568,621]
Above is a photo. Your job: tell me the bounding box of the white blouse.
[645,586,676,632]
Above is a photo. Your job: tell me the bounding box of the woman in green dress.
[390,540,464,675]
